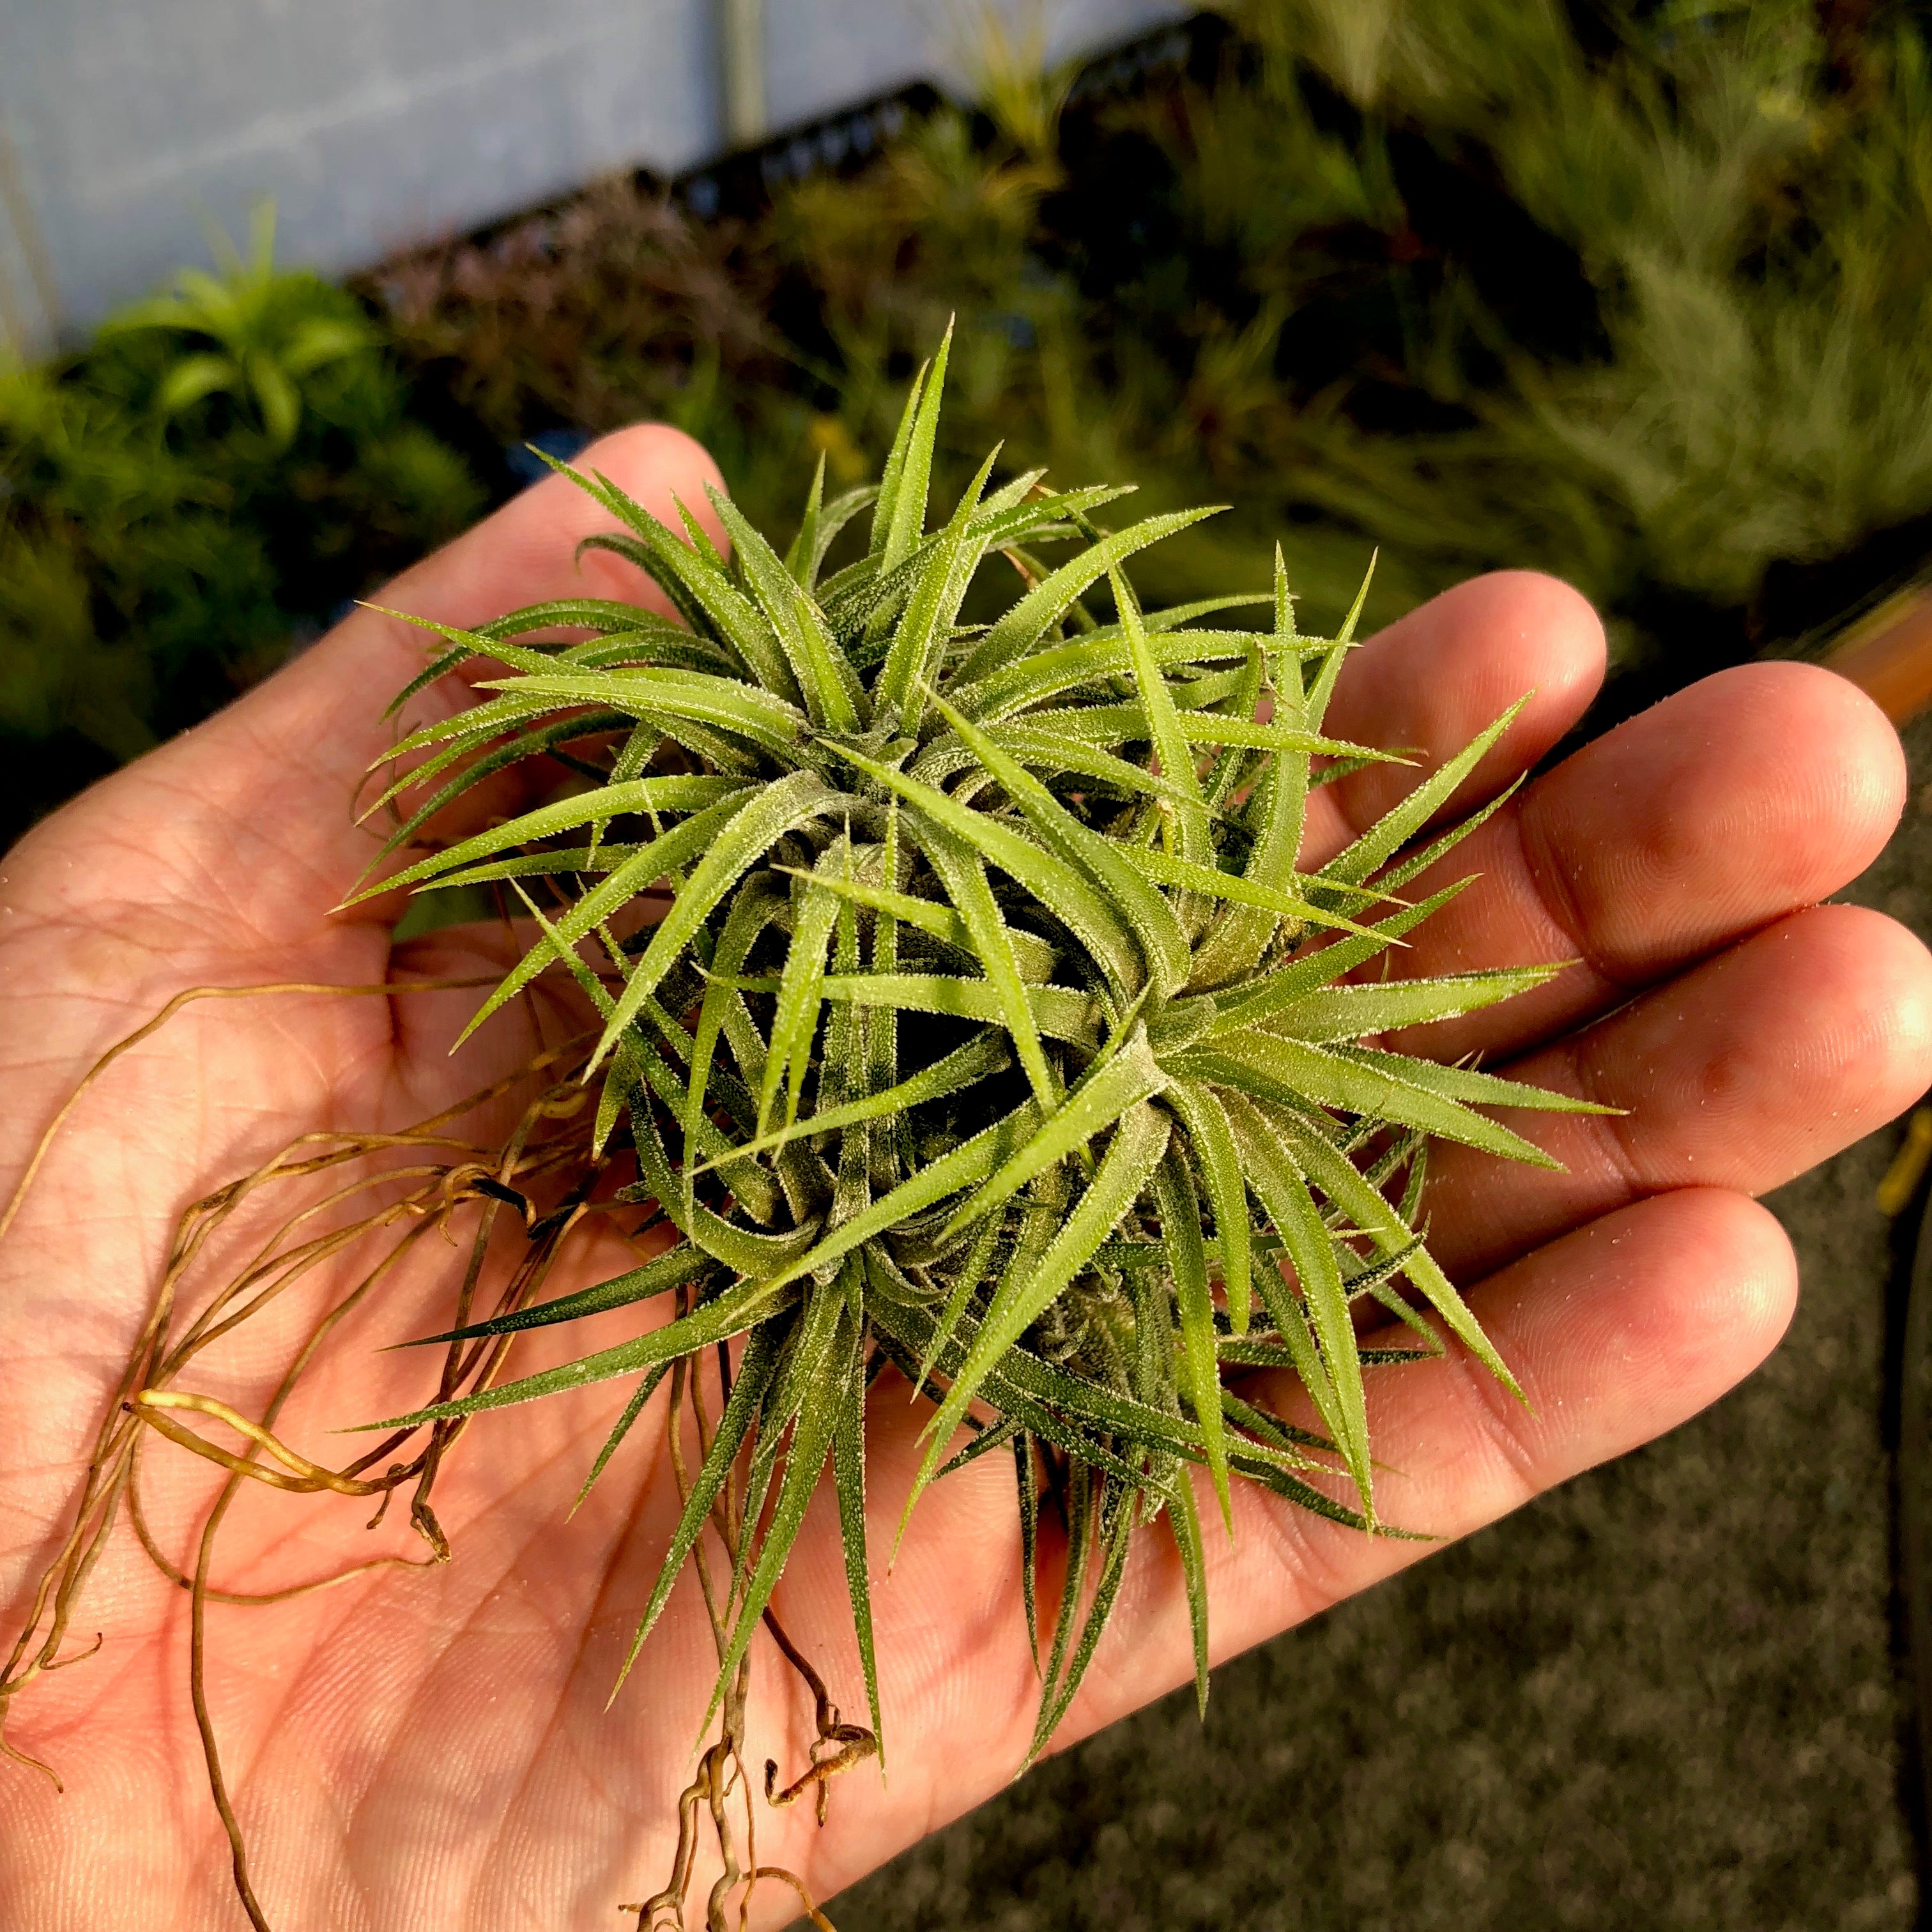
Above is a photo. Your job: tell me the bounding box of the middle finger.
[1423,900,1932,1281]
[1366,661,1905,1065]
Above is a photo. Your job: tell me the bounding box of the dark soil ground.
[826,707,1932,1932]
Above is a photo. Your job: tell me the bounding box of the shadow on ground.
[826,708,1932,1932]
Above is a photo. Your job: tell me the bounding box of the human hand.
[0,424,1924,1930]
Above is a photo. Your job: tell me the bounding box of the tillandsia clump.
[0,329,1609,1929]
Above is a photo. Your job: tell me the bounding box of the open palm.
[0,425,1925,1932]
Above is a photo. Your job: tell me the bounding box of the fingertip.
[575,422,726,513]
[1827,902,1932,1108]
[1733,904,1932,1138]
[567,421,730,577]
[1495,1190,1797,1461]
[1459,568,1608,674]
[1630,660,1906,864]
[1787,660,1907,853]
[1323,569,1607,836]
[1435,570,1607,747]
[1547,1192,1797,1452]
[1671,1188,1799,1363]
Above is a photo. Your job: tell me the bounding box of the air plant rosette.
[0,329,1608,1929]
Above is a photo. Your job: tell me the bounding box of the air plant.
[0,329,1604,1929]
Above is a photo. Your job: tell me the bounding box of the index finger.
[1298,570,1607,871]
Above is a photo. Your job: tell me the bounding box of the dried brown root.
[620,1322,865,1931]
[0,974,867,1932]
[760,1611,878,1826]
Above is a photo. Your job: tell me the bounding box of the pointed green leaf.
[360,710,636,859]
[802,482,880,588]
[1162,1080,1254,1337]
[914,1101,1171,1496]
[1016,1432,1041,1665]
[411,1241,712,1344]
[832,1345,885,1765]
[433,793,756,1042]
[1183,1031,1567,1167]
[785,450,827,583]
[571,1361,675,1515]
[1319,698,1528,890]
[611,1319,786,1685]
[940,1031,1168,1243]
[916,688,1190,996]
[1257,964,1569,1043]
[1155,1145,1230,1533]
[689,1031,1011,1177]
[933,1413,1023,1480]
[807,972,1100,1045]
[1119,842,1382,937]
[760,850,845,1133]
[592,771,843,1069]
[1034,1468,1094,1741]
[710,487,864,730]
[770,863,1058,982]
[876,443,997,725]
[1328,1042,1615,1117]
[702,1292,859,1724]
[912,1206,1004,1397]
[920,828,1057,1112]
[1218,1091,1371,1516]
[954,508,1225,684]
[758,1100,1043,1298]
[579,468,802,702]
[836,745,1147,998]
[356,1273,791,1430]
[1204,880,1476,1037]
[1168,1475,1213,1718]
[1027,1492,1134,1765]
[1110,563,1211,865]
[473,667,805,757]
[346,774,747,901]
[1272,1105,1519,1399]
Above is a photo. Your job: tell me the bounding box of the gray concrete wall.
[0,0,1184,358]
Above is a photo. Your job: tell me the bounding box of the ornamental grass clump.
[0,329,1606,1929]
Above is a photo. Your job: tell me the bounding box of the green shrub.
[15,3,1932,845]
[1,209,484,839]
[371,2,1932,679]
[1215,0,1932,618]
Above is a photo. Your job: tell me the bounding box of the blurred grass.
[12,3,1932,846]
[364,0,1932,709]
[0,212,484,844]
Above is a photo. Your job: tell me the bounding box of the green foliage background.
[374,0,1932,658]
[0,211,484,840]
[9,0,1932,846]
